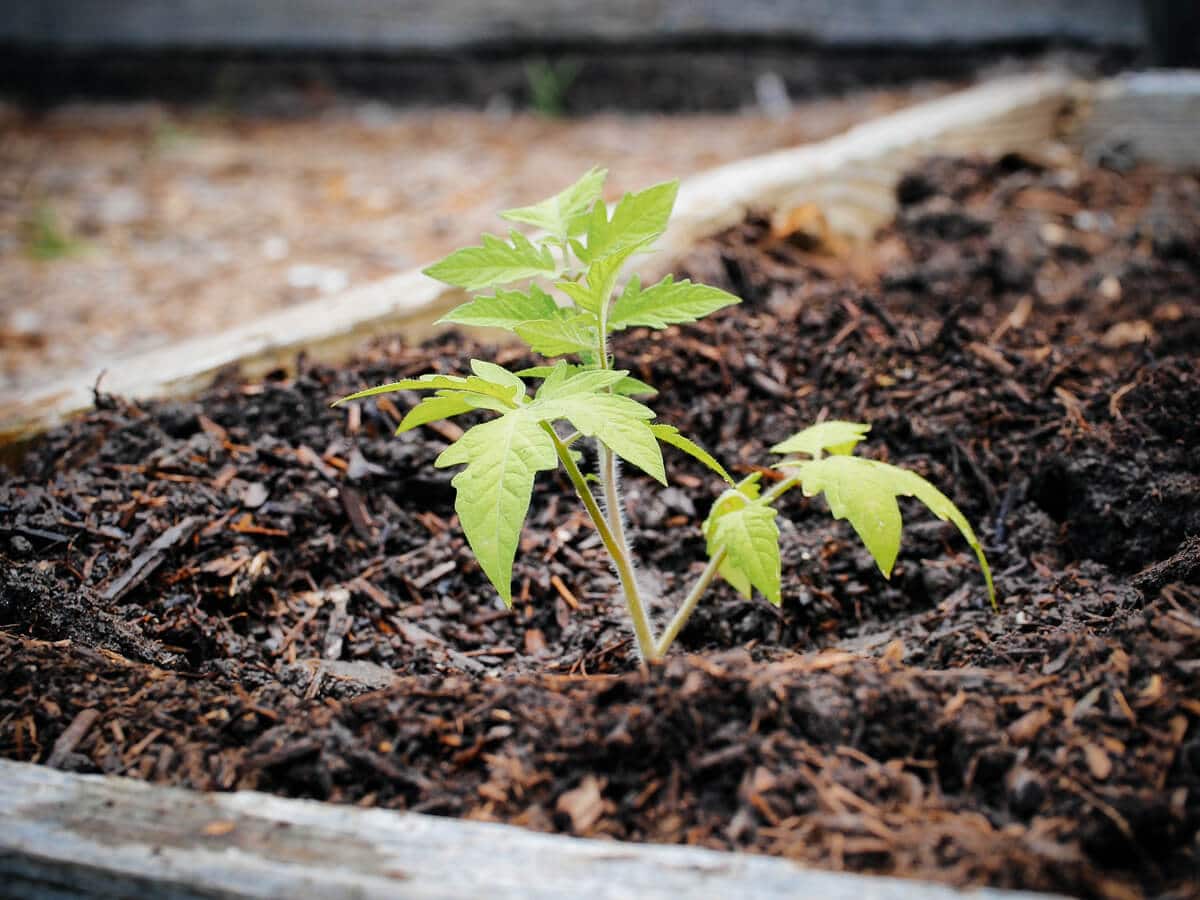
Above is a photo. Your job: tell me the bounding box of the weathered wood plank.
[0,758,1060,899]
[0,72,1077,446]
[0,0,1143,50]
[1074,71,1200,168]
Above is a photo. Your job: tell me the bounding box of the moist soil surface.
[3,153,1199,899]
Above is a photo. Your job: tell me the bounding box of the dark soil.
[3,153,1199,899]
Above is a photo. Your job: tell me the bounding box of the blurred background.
[0,1,1190,396]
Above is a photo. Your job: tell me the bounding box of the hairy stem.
[543,424,659,664]
[597,442,656,659]
[589,310,658,663]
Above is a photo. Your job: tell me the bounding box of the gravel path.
[0,83,953,394]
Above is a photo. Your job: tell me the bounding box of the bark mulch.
[2,152,1199,899]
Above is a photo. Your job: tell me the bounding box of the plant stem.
[543,424,659,664]
[651,473,803,657]
[762,473,801,505]
[590,310,658,663]
[653,548,725,657]
[597,442,656,658]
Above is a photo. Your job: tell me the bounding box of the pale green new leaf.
[609,275,741,331]
[517,364,657,397]
[434,410,558,606]
[499,167,607,240]
[557,245,640,315]
[709,504,781,605]
[701,477,780,604]
[470,359,526,399]
[650,424,734,485]
[795,455,995,608]
[514,314,597,357]
[437,285,560,330]
[333,372,520,407]
[534,361,629,400]
[538,393,666,484]
[396,392,476,434]
[770,421,871,460]
[423,231,556,290]
[582,180,679,263]
[613,375,658,397]
[702,474,772,600]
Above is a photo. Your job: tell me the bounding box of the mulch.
[2,151,1199,899]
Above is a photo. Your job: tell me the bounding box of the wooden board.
[0,758,1060,899]
[1074,70,1200,169]
[3,70,1197,897]
[1,0,1142,50]
[3,70,1197,448]
[0,71,1078,446]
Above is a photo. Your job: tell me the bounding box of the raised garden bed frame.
[2,70,1198,898]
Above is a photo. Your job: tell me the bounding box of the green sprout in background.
[335,168,994,667]
[524,57,580,118]
[24,203,85,261]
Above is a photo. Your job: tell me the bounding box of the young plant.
[335,168,994,666]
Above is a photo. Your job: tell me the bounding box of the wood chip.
[46,708,100,768]
[411,560,456,590]
[556,775,608,834]
[101,516,200,601]
[550,575,580,611]
[322,589,352,660]
[1007,707,1052,745]
[1083,744,1113,780]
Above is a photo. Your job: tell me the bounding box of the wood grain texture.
[1,0,1143,49]
[0,758,1060,899]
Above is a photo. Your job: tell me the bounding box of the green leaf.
[609,275,741,331]
[469,359,526,399]
[434,410,558,605]
[650,424,734,485]
[514,314,597,357]
[333,372,520,407]
[702,481,780,605]
[499,167,607,241]
[534,362,629,400]
[423,231,556,290]
[770,421,871,459]
[537,393,665,484]
[437,285,560,330]
[396,392,476,434]
[557,247,639,316]
[794,455,995,608]
[517,364,655,397]
[582,180,679,263]
[613,375,658,397]
[515,365,561,380]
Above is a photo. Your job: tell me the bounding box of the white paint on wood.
[0,758,1063,899]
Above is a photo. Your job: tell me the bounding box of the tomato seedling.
[335,168,994,665]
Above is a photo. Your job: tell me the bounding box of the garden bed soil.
[3,152,1199,898]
